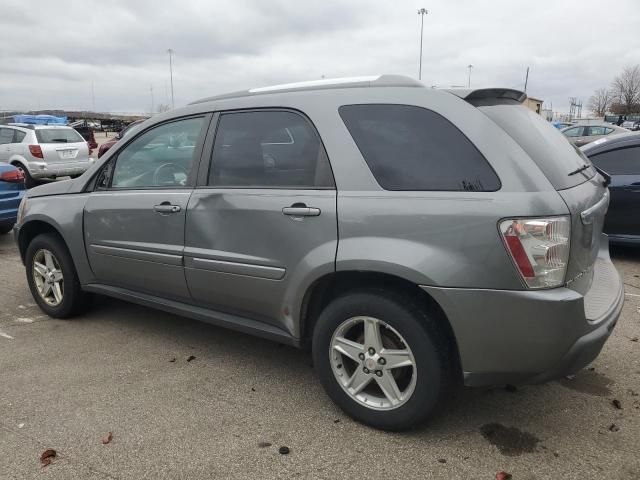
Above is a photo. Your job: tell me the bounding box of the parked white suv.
[0,124,91,187]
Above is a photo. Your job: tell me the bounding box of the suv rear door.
[185,109,337,334]
[83,115,209,300]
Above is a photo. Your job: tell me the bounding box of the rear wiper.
[568,164,590,176]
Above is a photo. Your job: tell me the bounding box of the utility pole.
[524,66,530,93]
[467,64,473,88]
[150,85,155,115]
[91,81,95,112]
[417,8,428,80]
[167,48,175,109]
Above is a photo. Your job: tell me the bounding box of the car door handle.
[282,205,321,217]
[153,203,181,214]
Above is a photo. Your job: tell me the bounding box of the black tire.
[13,163,35,188]
[0,222,14,235]
[25,233,86,318]
[312,290,451,431]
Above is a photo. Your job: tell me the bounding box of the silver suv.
[14,75,624,430]
[0,124,91,187]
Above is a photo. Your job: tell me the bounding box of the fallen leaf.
[333,419,340,423]
[612,399,622,409]
[587,367,595,371]
[437,458,446,464]
[169,358,176,363]
[553,451,560,458]
[258,441,272,448]
[631,337,639,343]
[251,387,256,392]
[279,446,290,455]
[102,432,113,444]
[609,423,620,432]
[496,472,512,480]
[186,355,196,362]
[40,449,56,467]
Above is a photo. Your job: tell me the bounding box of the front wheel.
[25,233,86,318]
[312,290,451,431]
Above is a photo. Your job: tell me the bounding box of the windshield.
[35,128,84,144]
[479,103,596,190]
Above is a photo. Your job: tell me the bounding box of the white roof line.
[249,75,382,93]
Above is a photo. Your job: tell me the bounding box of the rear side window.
[563,127,584,137]
[590,146,640,175]
[480,103,595,190]
[339,104,500,191]
[14,130,26,142]
[35,128,84,144]
[0,128,14,144]
[209,110,334,189]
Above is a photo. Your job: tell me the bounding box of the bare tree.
[611,65,640,114]
[156,103,170,113]
[588,88,611,117]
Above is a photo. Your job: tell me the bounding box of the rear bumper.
[421,234,624,387]
[0,189,25,223]
[28,160,93,178]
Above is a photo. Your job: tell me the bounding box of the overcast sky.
[1,0,638,114]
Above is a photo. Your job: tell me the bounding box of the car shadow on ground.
[76,294,578,449]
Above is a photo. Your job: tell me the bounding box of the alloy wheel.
[32,249,64,306]
[329,316,417,410]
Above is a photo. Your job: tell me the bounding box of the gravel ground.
[0,233,639,479]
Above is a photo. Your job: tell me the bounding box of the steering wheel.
[152,163,188,186]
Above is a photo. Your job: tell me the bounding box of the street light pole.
[467,64,473,88]
[417,8,428,80]
[167,48,175,109]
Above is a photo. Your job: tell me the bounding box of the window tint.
[35,128,84,143]
[590,147,640,175]
[209,110,334,188]
[14,130,26,142]
[480,103,595,190]
[587,126,607,136]
[111,116,204,189]
[563,127,583,137]
[339,104,500,191]
[0,128,14,144]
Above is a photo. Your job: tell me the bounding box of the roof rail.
[190,74,424,105]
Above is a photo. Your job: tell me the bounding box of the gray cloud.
[1,0,638,114]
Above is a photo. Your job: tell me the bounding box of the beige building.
[524,96,543,114]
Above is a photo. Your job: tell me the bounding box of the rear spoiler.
[445,88,527,104]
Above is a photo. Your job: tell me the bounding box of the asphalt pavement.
[0,232,639,479]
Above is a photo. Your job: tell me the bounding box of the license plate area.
[58,149,78,159]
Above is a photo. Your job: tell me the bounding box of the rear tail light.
[499,216,570,289]
[28,145,44,159]
[0,169,25,183]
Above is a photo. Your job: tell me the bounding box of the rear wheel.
[25,233,86,318]
[13,163,35,188]
[312,290,450,431]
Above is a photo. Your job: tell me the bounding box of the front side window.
[111,116,204,189]
[339,104,500,191]
[590,146,640,175]
[0,128,14,144]
[208,110,334,188]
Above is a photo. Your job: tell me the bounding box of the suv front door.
[184,110,337,334]
[83,115,209,300]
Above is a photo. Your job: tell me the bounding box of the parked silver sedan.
[561,123,629,147]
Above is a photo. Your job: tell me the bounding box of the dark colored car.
[0,162,26,234]
[73,126,98,152]
[582,133,640,245]
[97,120,145,158]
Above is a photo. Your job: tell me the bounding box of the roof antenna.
[524,66,530,93]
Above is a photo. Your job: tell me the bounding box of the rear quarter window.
[479,103,595,190]
[35,128,84,144]
[339,104,500,191]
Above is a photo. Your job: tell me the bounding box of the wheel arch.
[299,270,462,377]
[18,219,67,264]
